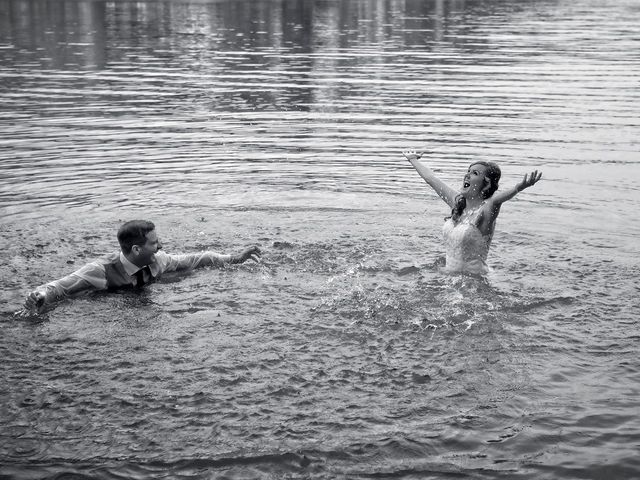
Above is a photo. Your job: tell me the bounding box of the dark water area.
[1,0,639,478]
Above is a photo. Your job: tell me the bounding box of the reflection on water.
[1,0,638,224]
[1,0,640,479]
[2,0,491,71]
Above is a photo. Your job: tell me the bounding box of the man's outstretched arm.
[24,263,106,312]
[159,246,261,273]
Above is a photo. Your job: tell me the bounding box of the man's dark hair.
[117,220,155,253]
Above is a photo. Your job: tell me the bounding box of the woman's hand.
[402,150,423,162]
[516,170,543,192]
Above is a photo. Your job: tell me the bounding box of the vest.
[102,253,156,291]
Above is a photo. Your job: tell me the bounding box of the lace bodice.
[442,205,492,274]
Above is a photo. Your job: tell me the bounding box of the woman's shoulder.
[475,200,500,233]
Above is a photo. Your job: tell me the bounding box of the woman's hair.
[449,195,465,223]
[449,161,501,222]
[117,220,155,253]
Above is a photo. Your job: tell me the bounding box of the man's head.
[117,220,161,266]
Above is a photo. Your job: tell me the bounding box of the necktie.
[135,266,151,288]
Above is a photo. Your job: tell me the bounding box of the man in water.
[23,219,261,312]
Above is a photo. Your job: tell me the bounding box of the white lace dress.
[442,205,493,275]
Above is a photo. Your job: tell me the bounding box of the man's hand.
[232,246,262,264]
[24,290,45,312]
[516,170,543,192]
[402,149,423,162]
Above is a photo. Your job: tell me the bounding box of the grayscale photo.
[1,0,638,478]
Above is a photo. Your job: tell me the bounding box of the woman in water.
[402,150,542,274]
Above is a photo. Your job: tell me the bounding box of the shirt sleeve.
[155,250,232,274]
[34,261,108,305]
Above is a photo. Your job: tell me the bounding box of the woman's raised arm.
[403,150,458,208]
[490,170,542,206]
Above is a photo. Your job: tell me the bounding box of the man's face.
[135,230,161,265]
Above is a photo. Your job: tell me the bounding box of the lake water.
[1,0,639,478]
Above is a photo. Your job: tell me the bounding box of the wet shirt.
[442,205,492,275]
[33,250,232,306]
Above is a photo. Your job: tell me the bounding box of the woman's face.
[461,163,488,197]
